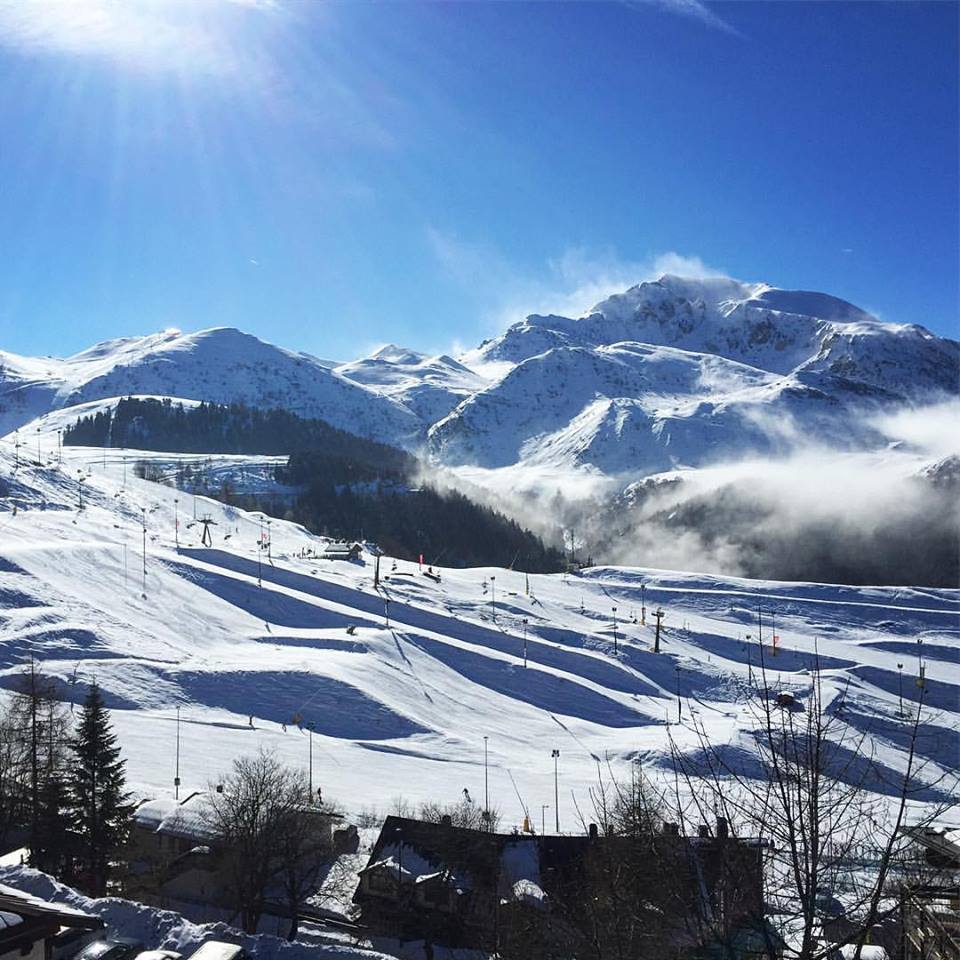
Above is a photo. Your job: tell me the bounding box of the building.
[354,816,774,957]
[320,541,363,562]
[0,884,103,960]
[127,793,352,918]
[900,827,960,960]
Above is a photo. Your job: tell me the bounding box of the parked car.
[74,938,144,960]
[185,943,247,960]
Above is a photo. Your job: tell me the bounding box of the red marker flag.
[419,553,424,569]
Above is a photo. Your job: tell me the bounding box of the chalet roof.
[0,884,103,931]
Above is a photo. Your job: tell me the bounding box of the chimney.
[716,817,729,840]
[440,814,452,827]
[588,823,599,840]
[663,822,679,836]
[698,824,709,838]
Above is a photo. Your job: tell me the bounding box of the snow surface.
[0,439,956,834]
[0,868,392,960]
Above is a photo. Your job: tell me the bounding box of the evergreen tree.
[67,683,133,895]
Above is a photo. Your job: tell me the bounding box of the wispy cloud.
[426,227,730,338]
[623,0,742,37]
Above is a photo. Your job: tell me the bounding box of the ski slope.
[0,438,957,829]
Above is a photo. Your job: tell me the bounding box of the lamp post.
[174,498,180,550]
[56,429,62,466]
[35,427,40,464]
[483,736,489,819]
[541,804,549,836]
[257,516,263,589]
[611,606,618,655]
[308,721,315,797]
[490,575,496,620]
[675,664,682,722]
[551,749,560,833]
[897,663,904,716]
[267,519,272,562]
[522,618,528,668]
[641,583,646,625]
[174,705,181,800]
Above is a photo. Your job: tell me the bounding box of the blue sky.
[0,0,956,360]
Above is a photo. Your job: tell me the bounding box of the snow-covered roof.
[0,910,23,930]
[133,795,217,843]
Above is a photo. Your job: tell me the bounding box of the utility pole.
[653,608,664,653]
[522,618,528,668]
[257,516,263,589]
[551,749,560,833]
[611,606,618,655]
[308,722,314,797]
[483,736,489,819]
[174,706,181,800]
[141,507,147,597]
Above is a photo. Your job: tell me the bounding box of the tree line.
[65,398,565,572]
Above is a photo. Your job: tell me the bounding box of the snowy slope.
[0,329,419,446]
[1,442,956,832]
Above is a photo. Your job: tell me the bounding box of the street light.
[174,498,180,550]
[174,705,181,800]
[522,618,528,668]
[611,606,618,655]
[551,749,560,833]
[897,663,904,716]
[483,736,490,818]
[541,804,550,836]
[490,575,496,620]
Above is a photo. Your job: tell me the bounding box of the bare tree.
[204,751,335,936]
[669,649,958,960]
[0,700,29,849]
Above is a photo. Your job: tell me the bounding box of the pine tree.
[67,683,133,896]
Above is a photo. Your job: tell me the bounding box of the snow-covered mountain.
[0,328,419,446]
[433,275,958,472]
[2,275,957,480]
[334,344,487,424]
